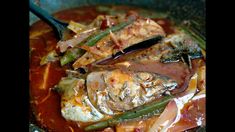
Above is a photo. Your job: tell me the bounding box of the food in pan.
[30,5,205,132]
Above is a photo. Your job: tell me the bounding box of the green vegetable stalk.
[85,95,173,131]
[60,20,133,66]
[85,20,133,46]
[60,48,84,66]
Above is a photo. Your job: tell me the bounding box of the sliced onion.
[148,73,199,132]
[57,28,97,53]
[168,97,205,132]
[148,100,178,132]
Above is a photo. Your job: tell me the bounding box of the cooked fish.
[55,77,104,122]
[86,69,177,115]
[113,33,203,67]
[160,33,203,68]
[55,68,177,122]
[72,18,165,69]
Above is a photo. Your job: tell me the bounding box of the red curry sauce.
[30,5,203,132]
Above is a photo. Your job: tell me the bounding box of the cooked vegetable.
[115,115,159,132]
[85,20,133,46]
[40,50,58,65]
[57,28,97,52]
[149,73,198,132]
[148,100,178,132]
[168,97,205,132]
[67,21,86,34]
[84,95,173,131]
[59,16,133,66]
[60,48,85,66]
